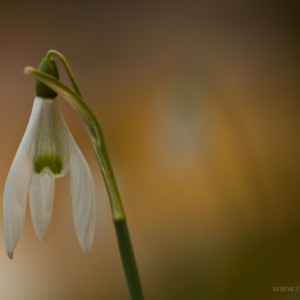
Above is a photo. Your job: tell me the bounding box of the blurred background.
[0,1,300,299]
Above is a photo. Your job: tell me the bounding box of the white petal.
[57,116,95,256]
[29,174,55,240]
[3,97,44,257]
[69,141,95,256]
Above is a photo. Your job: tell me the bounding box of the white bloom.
[3,97,95,258]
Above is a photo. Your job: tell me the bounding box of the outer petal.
[57,113,96,256]
[29,174,55,240]
[70,144,96,256]
[3,97,44,258]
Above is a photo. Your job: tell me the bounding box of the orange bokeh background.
[0,2,299,299]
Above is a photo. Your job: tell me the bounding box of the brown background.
[0,1,300,299]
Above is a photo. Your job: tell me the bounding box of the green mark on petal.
[34,154,63,175]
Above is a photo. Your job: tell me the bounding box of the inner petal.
[33,99,69,177]
[34,154,63,175]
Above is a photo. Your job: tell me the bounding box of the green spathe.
[36,57,59,99]
[34,154,63,175]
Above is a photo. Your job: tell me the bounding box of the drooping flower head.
[3,57,95,258]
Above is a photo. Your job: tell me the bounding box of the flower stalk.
[24,51,144,300]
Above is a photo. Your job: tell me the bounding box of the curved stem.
[47,50,83,97]
[25,67,125,220]
[24,65,144,299]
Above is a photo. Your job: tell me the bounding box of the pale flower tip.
[39,236,46,242]
[82,248,91,258]
[80,240,93,257]
[36,231,47,242]
[7,252,14,259]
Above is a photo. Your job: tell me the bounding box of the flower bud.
[36,57,59,99]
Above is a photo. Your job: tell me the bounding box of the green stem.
[94,137,144,299]
[47,49,83,97]
[115,220,144,300]
[93,131,144,300]
[24,64,144,300]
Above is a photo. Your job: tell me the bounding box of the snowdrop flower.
[3,57,95,258]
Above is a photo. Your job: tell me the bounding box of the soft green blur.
[0,1,300,299]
